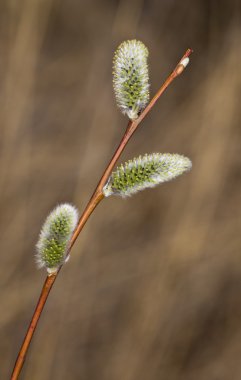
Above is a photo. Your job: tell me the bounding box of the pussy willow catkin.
[36,203,78,274]
[103,153,192,197]
[113,40,150,120]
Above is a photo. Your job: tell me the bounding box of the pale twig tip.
[180,57,190,68]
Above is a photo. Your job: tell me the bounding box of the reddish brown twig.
[11,48,192,380]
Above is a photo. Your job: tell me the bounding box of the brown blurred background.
[1,0,241,379]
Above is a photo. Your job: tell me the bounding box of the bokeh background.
[1,0,241,379]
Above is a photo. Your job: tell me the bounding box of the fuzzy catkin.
[36,203,78,274]
[113,40,150,120]
[103,153,192,198]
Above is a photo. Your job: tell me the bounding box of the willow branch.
[11,48,193,380]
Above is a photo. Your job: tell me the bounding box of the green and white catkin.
[103,153,192,198]
[36,203,79,274]
[113,40,150,120]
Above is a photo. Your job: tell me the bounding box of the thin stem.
[11,275,56,380]
[11,48,192,380]
[137,48,193,125]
